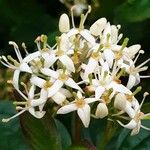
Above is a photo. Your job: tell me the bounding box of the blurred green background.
[0,0,150,149]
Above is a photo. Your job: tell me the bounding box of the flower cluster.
[1,6,150,135]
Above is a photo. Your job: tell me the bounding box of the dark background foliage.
[0,0,150,149]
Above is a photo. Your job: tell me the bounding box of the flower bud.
[90,18,107,36]
[59,13,70,33]
[95,103,108,118]
[114,93,126,110]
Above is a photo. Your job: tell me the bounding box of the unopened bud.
[59,13,70,33]
[114,93,126,110]
[95,103,108,118]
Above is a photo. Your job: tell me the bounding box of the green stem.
[99,120,116,150]
[72,112,81,144]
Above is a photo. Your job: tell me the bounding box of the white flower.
[2,85,48,122]
[87,62,131,100]
[40,68,83,96]
[114,93,138,118]
[126,51,150,89]
[53,33,75,72]
[30,73,78,104]
[117,92,150,135]
[0,42,32,89]
[57,91,97,127]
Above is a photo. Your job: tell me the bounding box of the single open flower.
[117,92,150,135]
[57,91,97,127]
[2,85,48,122]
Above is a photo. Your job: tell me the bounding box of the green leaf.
[114,121,150,150]
[68,146,87,150]
[0,100,28,150]
[55,119,72,150]
[141,103,150,114]
[20,111,61,150]
[115,0,150,22]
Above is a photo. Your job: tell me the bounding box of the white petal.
[109,81,132,94]
[127,44,141,58]
[95,86,105,99]
[60,33,70,51]
[20,63,32,73]
[77,104,91,128]
[13,70,20,89]
[127,74,136,89]
[131,122,141,136]
[59,55,75,72]
[39,104,45,112]
[80,30,95,45]
[101,62,110,76]
[103,49,114,68]
[30,76,45,88]
[131,98,140,111]
[28,85,35,99]
[28,108,46,119]
[42,53,57,68]
[31,89,48,107]
[84,58,98,79]
[67,28,79,37]
[85,98,98,104]
[111,25,118,44]
[124,101,136,118]
[40,68,59,79]
[95,103,108,118]
[51,92,66,105]
[57,104,77,114]
[77,91,83,99]
[90,18,107,36]
[59,88,72,98]
[48,80,63,97]
[117,119,137,129]
[65,78,83,92]
[23,51,41,63]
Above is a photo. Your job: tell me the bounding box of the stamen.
[137,58,150,69]
[41,34,48,49]
[140,75,150,78]
[133,50,144,64]
[21,82,29,95]
[2,108,29,123]
[9,41,22,62]
[13,101,27,105]
[7,55,19,66]
[71,6,76,28]
[116,68,125,79]
[79,5,91,30]
[138,92,149,111]
[132,86,142,96]
[120,38,129,51]
[22,42,28,54]
[103,71,108,79]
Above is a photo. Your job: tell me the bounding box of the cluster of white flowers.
[1,6,150,135]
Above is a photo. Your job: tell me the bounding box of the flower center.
[91,52,100,60]
[75,98,85,108]
[44,81,53,89]
[134,112,144,123]
[58,73,69,81]
[56,50,64,56]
